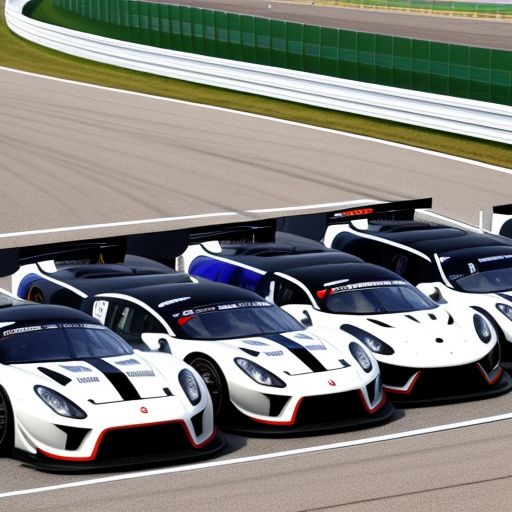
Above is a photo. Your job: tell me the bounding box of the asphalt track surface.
[1,66,511,249]
[147,0,512,49]
[2,64,512,510]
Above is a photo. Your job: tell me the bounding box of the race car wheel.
[27,287,44,303]
[189,356,229,419]
[0,387,14,456]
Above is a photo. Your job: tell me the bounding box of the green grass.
[308,0,512,16]
[2,0,511,168]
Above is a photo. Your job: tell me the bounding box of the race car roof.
[51,264,193,296]
[359,221,512,256]
[218,248,362,273]
[0,302,100,323]
[96,281,267,315]
[278,263,406,292]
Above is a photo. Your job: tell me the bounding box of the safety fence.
[7,0,512,144]
[46,0,512,106]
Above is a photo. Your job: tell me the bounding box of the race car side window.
[273,278,310,306]
[103,300,166,349]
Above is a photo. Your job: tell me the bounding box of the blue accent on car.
[190,256,263,292]
[17,273,42,299]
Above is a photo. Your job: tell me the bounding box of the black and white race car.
[12,262,394,433]
[0,290,221,471]
[305,199,512,362]
[184,236,511,404]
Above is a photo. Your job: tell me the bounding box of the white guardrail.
[5,0,512,145]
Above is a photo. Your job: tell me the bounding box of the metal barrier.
[5,0,512,144]
[49,0,512,106]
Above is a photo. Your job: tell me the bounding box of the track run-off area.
[1,65,512,510]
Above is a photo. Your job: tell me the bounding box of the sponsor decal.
[60,365,92,373]
[2,324,58,336]
[140,406,148,414]
[331,207,374,218]
[126,370,155,377]
[468,262,477,274]
[305,344,327,351]
[478,254,512,263]
[264,350,284,357]
[158,297,191,308]
[243,339,268,346]
[293,333,313,340]
[2,323,105,338]
[77,376,100,384]
[92,300,109,324]
[114,358,140,366]
[174,301,271,319]
[328,379,336,386]
[317,280,407,299]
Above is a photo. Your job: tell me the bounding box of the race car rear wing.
[491,204,512,238]
[0,218,277,277]
[277,198,433,241]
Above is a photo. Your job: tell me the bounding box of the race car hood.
[16,354,173,404]
[219,330,361,377]
[343,307,495,368]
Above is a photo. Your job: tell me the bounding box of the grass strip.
[2,0,511,168]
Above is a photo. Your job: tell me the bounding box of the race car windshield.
[0,323,132,364]
[439,249,512,293]
[322,282,436,314]
[170,301,304,340]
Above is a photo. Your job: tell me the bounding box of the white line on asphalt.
[1,67,511,177]
[246,199,373,214]
[0,212,239,239]
[2,412,512,499]
[0,199,374,239]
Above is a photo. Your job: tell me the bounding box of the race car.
[185,236,511,404]
[0,290,221,471]
[299,199,512,362]
[12,261,394,433]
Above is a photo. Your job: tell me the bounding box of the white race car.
[12,262,394,433]
[0,291,221,470]
[186,238,511,404]
[306,199,512,363]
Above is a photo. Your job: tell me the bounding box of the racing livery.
[185,236,511,404]
[0,291,221,470]
[12,262,394,433]
[310,200,512,361]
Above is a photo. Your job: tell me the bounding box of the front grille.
[294,391,366,426]
[407,364,490,399]
[95,422,192,461]
[379,362,418,388]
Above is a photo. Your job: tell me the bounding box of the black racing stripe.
[263,334,327,372]
[87,358,141,400]
[38,367,72,386]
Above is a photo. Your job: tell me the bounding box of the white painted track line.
[2,411,512,499]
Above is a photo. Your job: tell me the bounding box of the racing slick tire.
[0,387,14,456]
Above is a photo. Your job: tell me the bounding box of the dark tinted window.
[323,284,436,314]
[0,323,132,364]
[273,279,310,306]
[168,301,303,340]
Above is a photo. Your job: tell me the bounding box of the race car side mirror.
[301,310,312,327]
[417,283,446,304]
[158,338,172,353]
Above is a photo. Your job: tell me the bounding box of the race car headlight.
[341,325,394,355]
[234,358,286,388]
[178,369,202,405]
[349,342,373,373]
[473,314,492,343]
[496,303,512,321]
[34,386,87,419]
